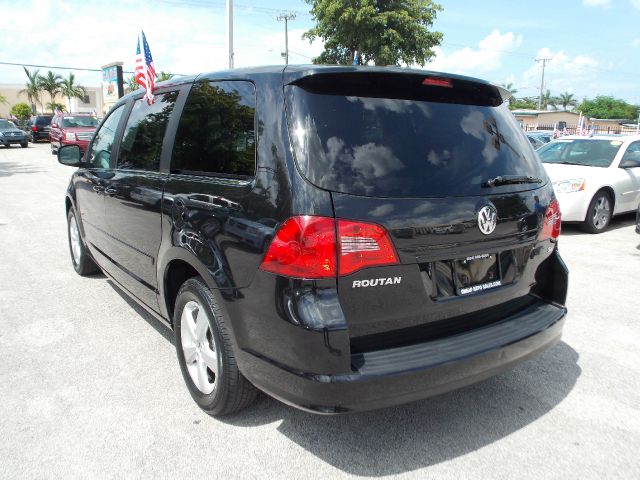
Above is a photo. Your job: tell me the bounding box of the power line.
[0,60,186,77]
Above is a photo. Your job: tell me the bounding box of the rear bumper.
[239,301,566,414]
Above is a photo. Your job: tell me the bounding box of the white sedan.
[539,135,640,233]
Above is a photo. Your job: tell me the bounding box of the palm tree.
[125,75,139,93]
[46,102,66,113]
[20,67,42,113]
[38,71,63,112]
[501,82,518,97]
[558,92,577,111]
[60,73,87,112]
[541,90,558,110]
[156,71,173,82]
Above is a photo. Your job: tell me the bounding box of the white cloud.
[425,30,523,75]
[631,0,640,10]
[582,0,612,8]
[633,39,640,47]
[520,48,600,99]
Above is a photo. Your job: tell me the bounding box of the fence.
[522,123,639,135]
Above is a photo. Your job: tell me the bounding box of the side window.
[117,91,178,171]
[171,80,256,177]
[621,141,640,164]
[87,104,125,169]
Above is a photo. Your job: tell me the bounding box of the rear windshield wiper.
[482,175,543,188]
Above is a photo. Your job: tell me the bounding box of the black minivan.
[58,66,568,415]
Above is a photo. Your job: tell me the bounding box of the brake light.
[422,77,453,88]
[32,126,37,132]
[338,220,398,276]
[540,199,561,240]
[260,216,399,278]
[260,216,336,278]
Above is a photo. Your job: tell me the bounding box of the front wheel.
[67,209,99,275]
[174,277,257,416]
[21,142,28,148]
[582,191,612,233]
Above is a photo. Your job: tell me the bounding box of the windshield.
[0,120,17,129]
[286,86,544,198]
[62,116,99,128]
[538,139,623,167]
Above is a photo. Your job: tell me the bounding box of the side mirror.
[620,158,640,169]
[58,144,83,167]
[51,123,58,128]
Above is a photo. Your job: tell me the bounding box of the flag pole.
[227,0,234,69]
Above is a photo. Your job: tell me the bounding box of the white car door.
[616,141,640,213]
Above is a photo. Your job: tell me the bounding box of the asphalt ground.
[1,143,639,479]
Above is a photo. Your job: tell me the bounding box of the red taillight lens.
[259,216,399,278]
[260,216,336,278]
[540,199,561,240]
[338,220,399,276]
[32,126,37,132]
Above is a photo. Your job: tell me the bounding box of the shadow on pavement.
[560,212,635,236]
[0,161,45,178]
[220,341,580,476]
[107,279,175,345]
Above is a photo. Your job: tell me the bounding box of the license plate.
[454,253,501,295]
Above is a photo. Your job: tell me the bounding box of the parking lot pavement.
[0,143,639,480]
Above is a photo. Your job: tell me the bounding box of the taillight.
[32,126,37,132]
[540,199,561,240]
[259,216,399,279]
[260,216,336,278]
[338,220,398,276]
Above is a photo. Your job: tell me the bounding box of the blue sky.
[2,0,639,104]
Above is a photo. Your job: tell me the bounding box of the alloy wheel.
[180,300,219,395]
[592,196,611,230]
[68,214,82,265]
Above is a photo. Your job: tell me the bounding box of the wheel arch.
[588,186,616,218]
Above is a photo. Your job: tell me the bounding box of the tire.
[67,209,99,275]
[174,277,257,416]
[51,143,57,155]
[21,142,28,148]
[582,191,613,233]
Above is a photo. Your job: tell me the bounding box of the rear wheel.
[174,277,257,416]
[67,209,99,275]
[582,191,612,233]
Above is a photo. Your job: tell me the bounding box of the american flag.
[135,31,156,104]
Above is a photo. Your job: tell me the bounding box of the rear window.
[35,116,52,125]
[285,77,544,198]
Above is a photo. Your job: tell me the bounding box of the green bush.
[10,102,32,122]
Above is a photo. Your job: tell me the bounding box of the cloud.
[582,0,612,7]
[633,39,640,47]
[425,30,523,75]
[521,48,600,98]
[630,0,640,9]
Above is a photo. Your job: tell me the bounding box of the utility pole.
[536,57,552,110]
[277,12,296,65]
[227,0,234,69]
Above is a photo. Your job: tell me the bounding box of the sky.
[1,0,639,104]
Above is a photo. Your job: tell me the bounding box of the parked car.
[526,133,546,150]
[49,113,99,155]
[57,66,567,416]
[0,119,28,148]
[26,115,53,142]
[636,202,640,234]
[527,131,553,144]
[539,135,640,233]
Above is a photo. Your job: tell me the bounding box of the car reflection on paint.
[224,217,277,252]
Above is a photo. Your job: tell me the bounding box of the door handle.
[104,187,117,196]
[93,185,105,194]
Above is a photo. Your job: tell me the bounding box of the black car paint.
[64,66,568,413]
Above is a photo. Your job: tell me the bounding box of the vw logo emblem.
[478,205,497,235]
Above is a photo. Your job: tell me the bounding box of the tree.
[125,75,139,93]
[46,102,66,113]
[303,0,443,66]
[20,67,42,113]
[508,97,537,110]
[501,82,518,97]
[541,90,558,110]
[38,71,63,112]
[558,92,577,111]
[578,96,639,119]
[10,103,32,123]
[60,73,87,112]
[156,71,173,81]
